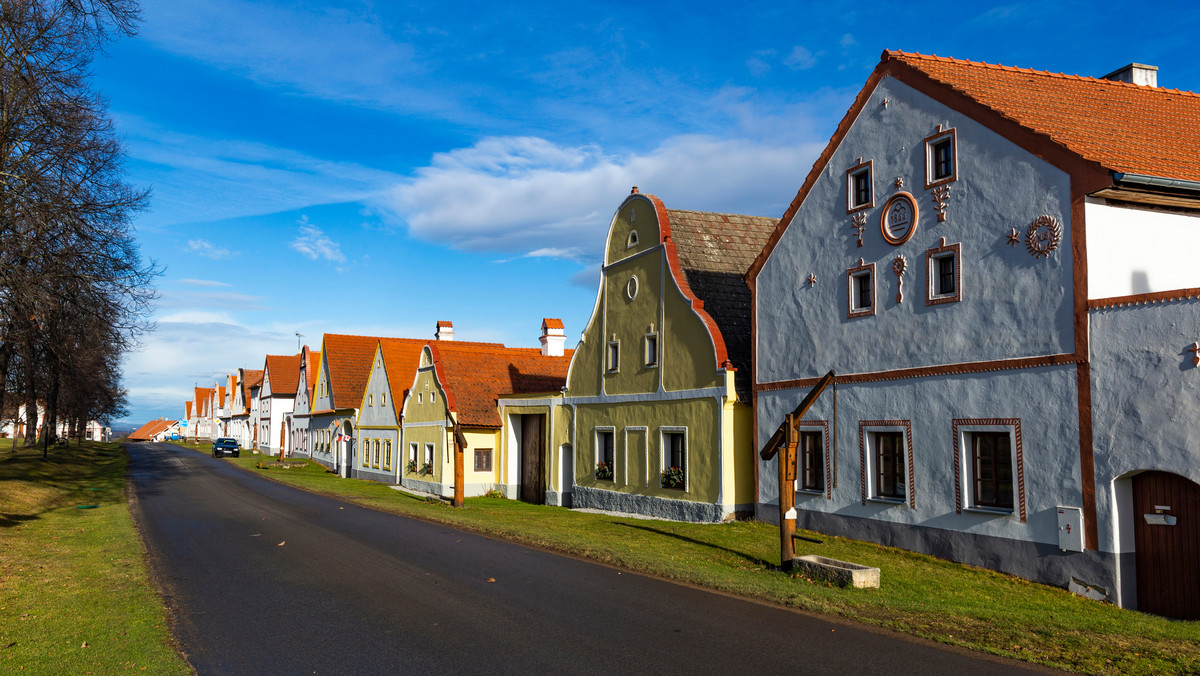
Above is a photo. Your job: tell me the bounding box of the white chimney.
[1102,63,1157,87]
[435,320,454,341]
[540,318,566,357]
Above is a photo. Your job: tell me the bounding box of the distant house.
[129,418,180,442]
[288,346,320,459]
[561,190,776,521]
[229,368,263,450]
[748,51,1200,617]
[192,387,214,441]
[259,353,302,455]
[354,339,428,484]
[401,328,572,498]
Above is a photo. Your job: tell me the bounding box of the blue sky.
[103,0,1200,425]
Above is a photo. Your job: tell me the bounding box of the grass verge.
[205,446,1199,674]
[0,441,189,674]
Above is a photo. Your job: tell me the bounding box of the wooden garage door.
[519,415,545,504]
[1132,471,1200,619]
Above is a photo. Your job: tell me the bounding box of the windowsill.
[644,363,659,369]
[867,496,906,506]
[796,488,825,496]
[964,506,1013,516]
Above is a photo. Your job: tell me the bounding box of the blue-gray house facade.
[749,51,1200,618]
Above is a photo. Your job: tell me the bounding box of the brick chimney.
[540,318,565,357]
[435,320,454,341]
[1102,63,1157,87]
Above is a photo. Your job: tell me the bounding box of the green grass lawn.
[0,440,188,674]
[210,447,1198,675]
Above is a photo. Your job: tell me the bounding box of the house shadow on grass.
[613,522,774,568]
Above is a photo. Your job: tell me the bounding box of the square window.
[645,333,658,367]
[607,341,620,372]
[384,440,392,470]
[424,443,434,466]
[660,430,687,490]
[846,261,876,318]
[873,431,906,500]
[846,160,873,212]
[595,429,615,480]
[925,241,962,305]
[799,430,824,492]
[374,439,381,468]
[474,448,493,472]
[924,128,957,188]
[953,420,1024,519]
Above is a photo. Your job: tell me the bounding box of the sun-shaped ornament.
[1025,215,1062,259]
[892,255,908,303]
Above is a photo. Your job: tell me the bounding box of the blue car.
[211,437,240,458]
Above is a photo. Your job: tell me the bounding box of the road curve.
[127,442,1057,675]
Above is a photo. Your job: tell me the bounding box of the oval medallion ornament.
[880,192,919,245]
[1025,215,1062,259]
[626,275,639,300]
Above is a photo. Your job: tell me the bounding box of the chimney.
[540,318,566,357]
[1102,63,1157,87]
[435,320,454,341]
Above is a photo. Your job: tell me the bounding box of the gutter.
[1112,172,1200,194]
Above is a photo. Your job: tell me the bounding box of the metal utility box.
[1057,506,1084,552]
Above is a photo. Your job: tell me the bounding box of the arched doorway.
[1132,471,1200,619]
[339,419,354,478]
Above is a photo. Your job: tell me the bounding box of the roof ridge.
[885,50,1200,100]
[666,208,779,220]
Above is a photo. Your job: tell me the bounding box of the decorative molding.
[894,176,904,189]
[1007,227,1020,247]
[845,260,876,319]
[931,184,951,222]
[880,192,919,245]
[754,353,1083,392]
[845,159,874,214]
[1087,286,1200,310]
[806,272,817,286]
[850,212,867,247]
[923,127,958,190]
[892,255,908,303]
[924,240,962,306]
[1024,215,1062,259]
[952,418,1026,523]
[1190,342,1200,367]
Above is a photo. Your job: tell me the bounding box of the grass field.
[0,441,188,674]
[197,445,1199,675]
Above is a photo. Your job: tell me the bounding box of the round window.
[626,276,639,300]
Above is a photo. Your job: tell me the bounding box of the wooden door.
[1133,470,1200,619]
[520,415,545,504]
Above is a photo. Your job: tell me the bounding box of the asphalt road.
[127,442,1057,675]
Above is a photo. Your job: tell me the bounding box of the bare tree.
[0,0,154,454]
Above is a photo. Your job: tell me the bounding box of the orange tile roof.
[884,51,1200,182]
[129,419,178,441]
[429,343,573,428]
[319,334,504,413]
[304,349,320,401]
[185,401,192,419]
[194,387,213,416]
[264,354,302,397]
[541,318,564,330]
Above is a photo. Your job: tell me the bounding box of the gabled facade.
[563,191,775,521]
[288,346,319,458]
[192,387,213,441]
[402,338,572,499]
[354,339,428,484]
[259,354,301,455]
[749,51,1200,617]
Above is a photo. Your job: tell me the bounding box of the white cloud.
[385,134,821,261]
[186,239,235,259]
[840,34,857,48]
[290,216,347,264]
[784,46,818,70]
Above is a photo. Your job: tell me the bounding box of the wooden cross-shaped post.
[760,370,834,572]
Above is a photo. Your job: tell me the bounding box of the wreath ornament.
[1025,215,1062,259]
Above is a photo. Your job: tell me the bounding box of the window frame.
[373,438,381,468]
[383,440,392,471]
[794,421,830,498]
[644,332,659,368]
[924,127,958,189]
[846,159,874,213]
[424,442,434,467]
[952,419,1026,520]
[925,240,962,305]
[594,427,616,481]
[474,448,493,472]
[659,427,689,492]
[858,420,915,508]
[606,339,620,373]
[408,442,418,472]
[846,260,876,319]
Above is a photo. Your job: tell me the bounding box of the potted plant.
[660,466,685,490]
[420,461,434,476]
[406,459,417,474]
[595,460,613,481]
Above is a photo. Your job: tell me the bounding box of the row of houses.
[176,51,1200,619]
[1,402,110,442]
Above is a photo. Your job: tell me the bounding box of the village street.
[126,442,1057,675]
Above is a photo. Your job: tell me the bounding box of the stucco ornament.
[1190,342,1200,367]
[850,212,867,247]
[1024,215,1062,259]
[807,272,817,286]
[880,192,919,245]
[892,255,908,303]
[1007,227,1020,247]
[931,184,951,222]
[626,275,639,300]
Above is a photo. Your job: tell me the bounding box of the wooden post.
[452,420,467,508]
[779,413,797,571]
